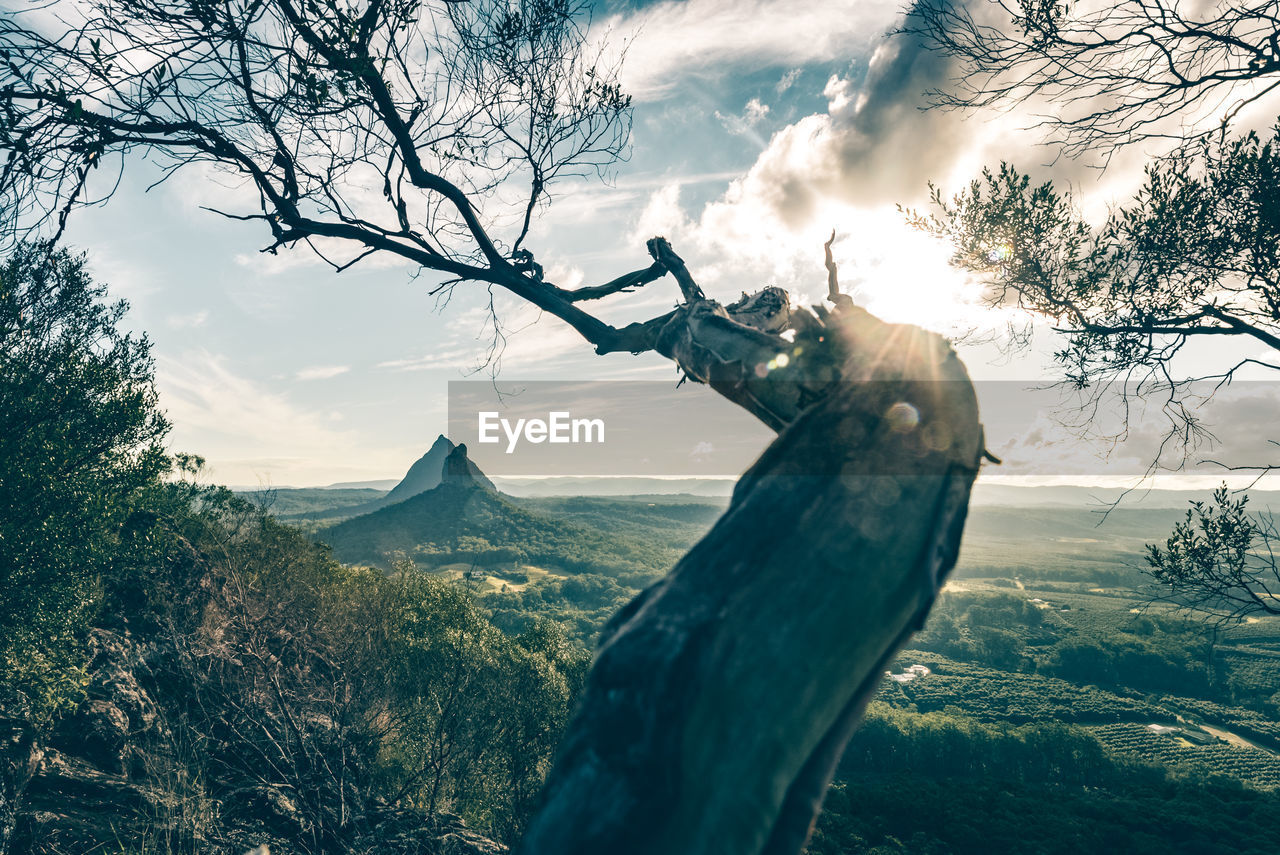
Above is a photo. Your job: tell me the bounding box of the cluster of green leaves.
[0,244,588,850]
[1147,487,1280,623]
[909,126,1280,391]
[0,242,168,723]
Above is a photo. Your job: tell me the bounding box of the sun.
[815,205,995,335]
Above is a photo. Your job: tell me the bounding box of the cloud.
[715,97,772,141]
[166,309,209,329]
[233,237,415,277]
[630,183,694,243]
[970,378,1280,479]
[775,69,802,95]
[295,364,350,381]
[616,17,1084,333]
[377,299,593,376]
[704,29,979,222]
[609,0,901,100]
[377,347,479,373]
[689,441,715,462]
[157,351,362,483]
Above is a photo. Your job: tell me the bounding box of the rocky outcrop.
[8,629,169,854]
[49,630,160,777]
[384,435,458,505]
[441,444,496,492]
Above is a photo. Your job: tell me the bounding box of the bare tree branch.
[906,0,1280,155]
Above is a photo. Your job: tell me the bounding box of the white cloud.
[377,299,593,376]
[618,25,1139,334]
[378,346,479,373]
[233,236,415,276]
[608,0,901,100]
[631,183,694,244]
[157,351,365,484]
[166,309,209,329]
[296,364,350,381]
[715,97,773,140]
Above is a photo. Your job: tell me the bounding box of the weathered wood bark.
[519,268,985,855]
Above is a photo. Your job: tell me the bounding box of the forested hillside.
[1,246,576,853]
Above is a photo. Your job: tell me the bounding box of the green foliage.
[1147,486,1280,622]
[809,705,1280,855]
[487,571,637,644]
[235,487,389,518]
[1089,722,1280,790]
[910,110,1280,639]
[119,483,586,849]
[0,241,168,722]
[909,126,1280,389]
[881,654,1166,723]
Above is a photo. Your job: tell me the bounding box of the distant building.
[885,664,932,684]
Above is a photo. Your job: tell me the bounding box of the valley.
[239,443,1280,853]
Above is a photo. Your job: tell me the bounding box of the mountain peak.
[442,443,496,492]
[383,435,456,504]
[383,435,494,505]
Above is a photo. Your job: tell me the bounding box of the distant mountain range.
[240,439,1280,593]
[241,441,1280,517]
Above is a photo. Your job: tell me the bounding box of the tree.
[907,127,1280,433]
[1147,486,1280,624]
[0,241,169,721]
[905,0,1280,157]
[0,0,642,352]
[906,2,1280,622]
[108,486,592,851]
[0,3,989,853]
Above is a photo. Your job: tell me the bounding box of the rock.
[67,699,130,773]
[14,749,167,852]
[442,444,496,492]
[82,629,160,735]
[49,629,161,777]
[9,630,173,853]
[0,718,41,855]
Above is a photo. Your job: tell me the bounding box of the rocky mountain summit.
[385,436,494,505]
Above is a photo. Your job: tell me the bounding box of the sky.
[49,0,1280,488]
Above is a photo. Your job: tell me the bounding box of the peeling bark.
[519,240,986,855]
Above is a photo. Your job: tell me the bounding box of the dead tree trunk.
[519,239,986,855]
